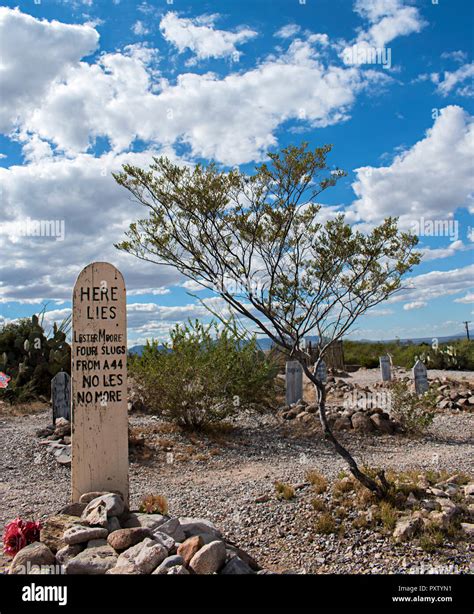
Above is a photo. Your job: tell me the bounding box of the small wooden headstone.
[71,262,128,503]
[51,371,71,424]
[379,355,391,382]
[314,359,327,384]
[285,361,303,405]
[413,359,429,394]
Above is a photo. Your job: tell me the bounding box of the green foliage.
[0,312,71,403]
[390,379,436,434]
[343,339,473,370]
[129,318,278,429]
[114,144,420,354]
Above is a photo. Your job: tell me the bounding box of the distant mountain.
[129,333,467,355]
[354,334,467,344]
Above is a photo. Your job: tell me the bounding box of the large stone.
[108,528,151,551]
[333,416,352,431]
[151,530,175,552]
[370,413,395,434]
[157,518,185,542]
[226,544,260,571]
[63,525,108,545]
[40,515,87,552]
[152,554,185,575]
[179,517,222,539]
[221,556,254,574]
[106,563,140,574]
[79,491,110,504]
[393,516,422,542]
[177,535,203,565]
[189,540,226,575]
[351,412,375,433]
[461,522,474,537]
[123,513,167,531]
[9,542,55,574]
[167,564,189,575]
[58,503,87,518]
[82,494,125,527]
[116,538,167,574]
[66,543,117,574]
[107,517,121,533]
[55,544,83,566]
[464,483,474,498]
[81,500,108,528]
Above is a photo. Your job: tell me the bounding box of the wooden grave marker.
[71,262,128,503]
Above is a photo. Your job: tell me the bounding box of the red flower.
[3,518,41,558]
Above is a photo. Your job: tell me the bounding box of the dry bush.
[306,470,328,494]
[274,481,295,501]
[314,512,337,534]
[310,497,327,512]
[138,494,169,515]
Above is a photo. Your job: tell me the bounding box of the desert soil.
[0,368,473,574]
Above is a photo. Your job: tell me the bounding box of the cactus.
[0,312,71,403]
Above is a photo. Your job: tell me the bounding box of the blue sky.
[0,0,473,344]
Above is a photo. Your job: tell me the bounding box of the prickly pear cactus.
[0,313,71,403]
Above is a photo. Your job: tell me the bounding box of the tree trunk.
[302,361,389,499]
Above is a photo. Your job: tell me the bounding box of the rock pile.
[280,400,401,434]
[391,477,474,543]
[8,492,269,575]
[431,379,474,412]
[36,417,71,465]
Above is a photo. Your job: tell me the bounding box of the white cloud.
[342,0,425,66]
[435,62,474,97]
[419,240,467,262]
[441,50,468,64]
[454,293,474,304]
[0,150,184,303]
[132,20,150,36]
[0,7,99,133]
[403,301,426,311]
[275,24,301,39]
[159,12,257,62]
[350,106,474,227]
[390,264,474,305]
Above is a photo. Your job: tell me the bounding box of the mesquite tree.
[114,143,420,498]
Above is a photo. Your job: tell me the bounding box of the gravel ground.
[1,369,473,575]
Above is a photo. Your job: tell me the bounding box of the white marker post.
[379,355,391,382]
[285,361,303,405]
[71,262,128,503]
[413,359,429,395]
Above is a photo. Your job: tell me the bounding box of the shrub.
[379,502,398,531]
[274,481,295,500]
[138,494,168,515]
[306,470,328,494]
[314,512,337,534]
[310,497,326,511]
[389,380,436,434]
[129,318,278,429]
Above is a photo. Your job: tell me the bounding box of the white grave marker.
[314,359,327,384]
[379,355,391,382]
[51,371,71,424]
[413,359,429,394]
[71,262,128,503]
[285,361,303,405]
